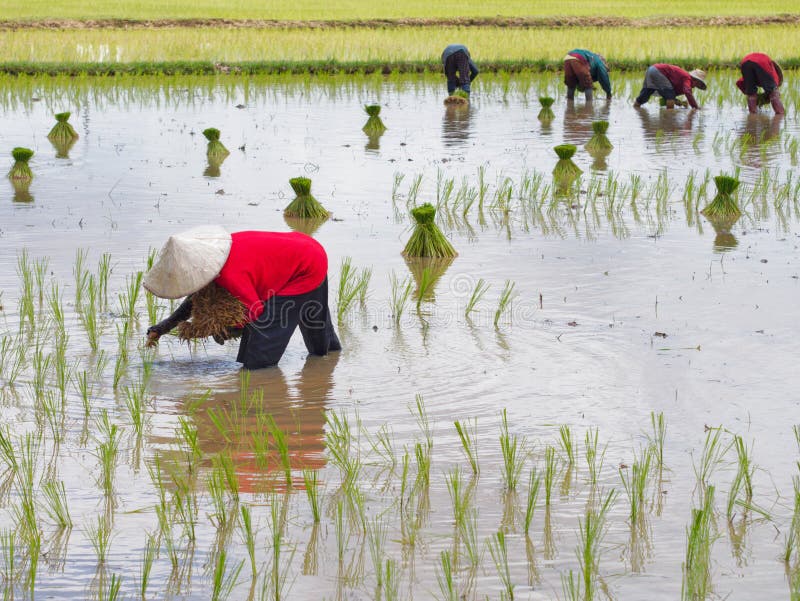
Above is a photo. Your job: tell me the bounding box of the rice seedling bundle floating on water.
[284,177,330,220]
[47,112,78,144]
[402,203,457,258]
[702,175,741,220]
[552,144,582,180]
[8,147,33,182]
[444,89,469,106]
[362,105,387,136]
[176,283,246,342]
[585,121,613,151]
[538,97,555,122]
[203,127,229,161]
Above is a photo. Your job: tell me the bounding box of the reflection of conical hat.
[143,225,232,299]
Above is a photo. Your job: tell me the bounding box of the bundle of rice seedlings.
[586,121,613,152]
[362,105,387,136]
[444,90,469,106]
[402,203,457,258]
[701,175,741,220]
[659,97,688,108]
[756,92,771,107]
[404,256,455,303]
[176,282,246,342]
[47,112,79,144]
[8,147,33,182]
[284,177,330,219]
[552,144,582,181]
[203,128,230,161]
[11,180,33,203]
[538,97,555,121]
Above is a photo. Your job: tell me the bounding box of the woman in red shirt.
[634,64,707,110]
[144,226,341,370]
[736,53,785,115]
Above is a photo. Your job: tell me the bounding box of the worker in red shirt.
[633,64,707,110]
[736,53,785,115]
[144,226,341,370]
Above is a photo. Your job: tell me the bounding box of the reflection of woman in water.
[159,353,340,493]
[634,104,697,144]
[442,104,473,147]
[562,101,610,146]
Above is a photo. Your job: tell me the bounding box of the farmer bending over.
[442,44,479,97]
[564,49,612,101]
[737,53,785,115]
[634,64,706,110]
[144,226,341,370]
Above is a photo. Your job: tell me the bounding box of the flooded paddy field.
[0,71,799,600]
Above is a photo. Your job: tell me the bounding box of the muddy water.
[0,73,799,599]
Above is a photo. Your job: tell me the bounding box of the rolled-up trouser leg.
[770,89,785,115]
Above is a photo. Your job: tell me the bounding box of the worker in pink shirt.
[145,226,341,370]
[634,64,707,110]
[736,52,785,115]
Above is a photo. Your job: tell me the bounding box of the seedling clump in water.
[362,105,387,136]
[47,112,79,144]
[553,144,582,181]
[444,89,469,106]
[538,96,555,122]
[402,203,457,258]
[284,177,330,220]
[203,127,230,161]
[586,121,613,151]
[702,174,741,220]
[8,148,33,182]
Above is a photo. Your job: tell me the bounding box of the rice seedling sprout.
[500,409,525,490]
[682,486,716,601]
[464,278,490,317]
[494,280,517,327]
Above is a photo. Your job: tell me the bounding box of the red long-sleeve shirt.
[214,231,328,322]
[736,52,782,94]
[654,64,699,108]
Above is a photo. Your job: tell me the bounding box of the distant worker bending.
[634,64,707,109]
[442,44,479,97]
[563,49,612,101]
[737,52,785,115]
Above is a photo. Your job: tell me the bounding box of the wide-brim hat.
[689,69,707,90]
[143,225,232,299]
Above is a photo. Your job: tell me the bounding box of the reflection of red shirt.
[215,231,327,321]
[736,53,782,94]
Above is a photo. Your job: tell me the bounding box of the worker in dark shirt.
[634,64,707,109]
[736,53,785,115]
[441,44,479,96]
[563,49,612,101]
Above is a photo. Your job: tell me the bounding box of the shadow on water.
[442,104,473,147]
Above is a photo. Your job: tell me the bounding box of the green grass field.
[0,25,797,69]
[1,0,799,20]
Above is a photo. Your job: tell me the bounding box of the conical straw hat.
[143,225,232,299]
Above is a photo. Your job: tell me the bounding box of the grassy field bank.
[0,25,798,73]
[1,0,799,20]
